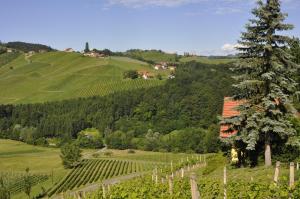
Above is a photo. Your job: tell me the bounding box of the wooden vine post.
[77,191,83,199]
[155,167,158,184]
[169,176,173,195]
[190,172,200,199]
[51,169,54,185]
[273,161,280,185]
[297,162,299,171]
[289,162,295,188]
[102,184,106,198]
[181,168,184,178]
[224,166,227,199]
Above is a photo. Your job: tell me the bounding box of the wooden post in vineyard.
[108,184,111,192]
[51,169,54,184]
[169,176,173,195]
[289,162,295,188]
[223,167,227,199]
[102,184,106,198]
[171,161,173,172]
[190,173,199,199]
[273,161,280,185]
[78,191,83,199]
[181,168,184,178]
[155,167,158,184]
[297,162,299,171]
[152,169,154,181]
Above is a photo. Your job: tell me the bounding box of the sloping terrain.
[0,52,165,104]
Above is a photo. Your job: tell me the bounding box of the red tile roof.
[220,97,243,138]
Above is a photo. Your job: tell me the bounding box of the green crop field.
[0,139,205,199]
[0,52,166,104]
[0,52,21,68]
[0,139,67,198]
[47,159,156,196]
[96,149,204,164]
[69,154,299,199]
[179,56,236,64]
[0,171,49,196]
[125,50,178,63]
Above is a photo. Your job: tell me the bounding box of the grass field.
[0,139,68,198]
[95,149,204,164]
[125,50,178,63]
[0,52,167,104]
[180,56,236,64]
[0,139,204,198]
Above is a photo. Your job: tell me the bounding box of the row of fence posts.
[274,161,299,187]
[223,161,299,199]
[66,159,298,199]
[150,155,206,199]
[159,160,298,199]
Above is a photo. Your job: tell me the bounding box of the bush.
[123,70,138,79]
[76,128,104,149]
[92,153,100,158]
[127,149,135,154]
[60,143,82,168]
[104,151,113,156]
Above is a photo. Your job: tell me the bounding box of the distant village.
[4,43,176,80]
[63,46,177,80]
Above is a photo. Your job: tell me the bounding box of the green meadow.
[0,52,166,104]
[180,56,236,64]
[0,139,67,199]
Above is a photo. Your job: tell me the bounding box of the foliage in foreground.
[65,175,300,199]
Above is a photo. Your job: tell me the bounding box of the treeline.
[0,62,234,152]
[124,49,180,64]
[3,41,54,52]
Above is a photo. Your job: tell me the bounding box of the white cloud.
[221,43,238,51]
[215,7,242,14]
[221,43,244,54]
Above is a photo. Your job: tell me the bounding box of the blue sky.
[1,0,300,55]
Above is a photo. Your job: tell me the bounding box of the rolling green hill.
[0,52,166,104]
[125,49,179,63]
[179,56,236,64]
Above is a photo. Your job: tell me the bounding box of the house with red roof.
[220,97,243,138]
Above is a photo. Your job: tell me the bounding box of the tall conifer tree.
[222,0,299,166]
[84,42,90,53]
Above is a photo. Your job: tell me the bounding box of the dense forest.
[0,62,233,152]
[3,41,54,52]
